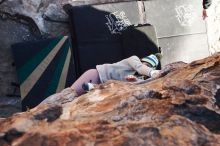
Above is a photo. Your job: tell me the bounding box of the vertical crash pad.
[65,1,160,77]
[11,36,76,111]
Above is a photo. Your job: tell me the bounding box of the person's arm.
[127,56,154,77]
[202,0,212,19]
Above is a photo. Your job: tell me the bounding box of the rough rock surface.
[1,53,220,145]
[0,0,134,34]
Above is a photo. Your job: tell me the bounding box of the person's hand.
[150,70,161,78]
[203,9,208,20]
[125,75,138,82]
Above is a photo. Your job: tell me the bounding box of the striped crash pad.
[11,36,76,111]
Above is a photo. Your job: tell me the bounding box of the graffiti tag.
[105,11,131,34]
[175,5,196,27]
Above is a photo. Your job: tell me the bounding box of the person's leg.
[71,69,101,96]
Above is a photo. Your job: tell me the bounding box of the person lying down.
[40,53,162,105]
[72,53,162,95]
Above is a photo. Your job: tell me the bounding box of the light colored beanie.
[141,53,161,68]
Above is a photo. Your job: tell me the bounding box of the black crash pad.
[70,1,140,40]
[66,1,160,76]
[122,24,159,58]
[11,36,76,111]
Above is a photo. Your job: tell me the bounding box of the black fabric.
[67,2,140,76]
[65,1,160,77]
[77,42,124,73]
[122,24,159,58]
[21,46,65,110]
[11,36,76,111]
[11,38,56,69]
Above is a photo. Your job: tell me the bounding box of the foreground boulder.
[1,53,220,146]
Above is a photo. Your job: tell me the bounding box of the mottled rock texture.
[1,53,220,146]
[0,0,135,34]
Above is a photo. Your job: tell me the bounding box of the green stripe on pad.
[44,40,70,97]
[17,36,63,84]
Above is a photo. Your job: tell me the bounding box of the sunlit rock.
[1,53,220,145]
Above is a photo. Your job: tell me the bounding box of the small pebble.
[134,90,151,100]
[112,116,123,122]
[118,101,128,108]
[0,133,5,137]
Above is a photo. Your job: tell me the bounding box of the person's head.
[141,53,162,69]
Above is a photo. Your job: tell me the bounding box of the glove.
[150,70,161,78]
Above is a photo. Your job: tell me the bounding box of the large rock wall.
[0,0,135,34]
[1,53,220,145]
